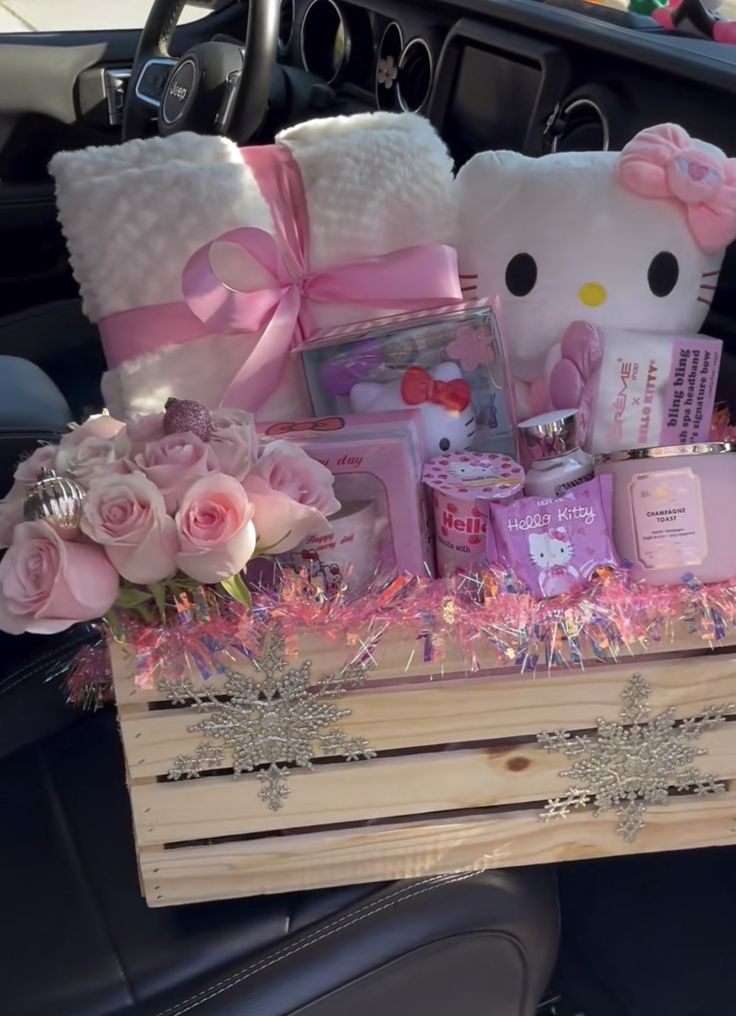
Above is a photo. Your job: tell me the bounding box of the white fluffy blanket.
[51,113,456,420]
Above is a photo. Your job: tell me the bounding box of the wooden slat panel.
[111,626,736,706]
[120,654,736,779]
[137,791,736,905]
[130,726,736,846]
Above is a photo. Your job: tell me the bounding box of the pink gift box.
[258,412,435,583]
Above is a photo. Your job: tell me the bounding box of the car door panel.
[0,3,247,321]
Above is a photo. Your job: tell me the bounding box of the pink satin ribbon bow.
[618,123,736,254]
[98,144,463,413]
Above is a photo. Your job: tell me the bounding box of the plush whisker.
[701,270,720,277]
[699,284,717,291]
[697,296,713,306]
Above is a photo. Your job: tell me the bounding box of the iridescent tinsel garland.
[64,567,736,707]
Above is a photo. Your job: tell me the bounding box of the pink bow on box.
[618,123,736,254]
[98,145,463,414]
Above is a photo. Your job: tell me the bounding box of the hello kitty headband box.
[298,299,518,462]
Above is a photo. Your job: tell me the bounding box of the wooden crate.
[112,628,736,907]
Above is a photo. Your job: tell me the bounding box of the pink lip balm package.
[423,452,524,577]
[488,475,619,599]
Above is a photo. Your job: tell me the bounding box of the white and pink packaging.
[258,412,434,587]
[422,452,524,577]
[547,323,722,455]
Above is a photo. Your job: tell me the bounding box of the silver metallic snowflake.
[161,630,376,810]
[538,672,734,841]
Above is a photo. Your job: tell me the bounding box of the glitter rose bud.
[163,398,213,442]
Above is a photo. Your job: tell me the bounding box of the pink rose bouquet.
[0,399,340,635]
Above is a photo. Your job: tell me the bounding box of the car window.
[0,1,209,32]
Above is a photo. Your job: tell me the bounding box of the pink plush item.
[456,123,734,402]
[618,124,736,253]
[547,321,603,443]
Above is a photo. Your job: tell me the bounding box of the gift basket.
[4,115,736,906]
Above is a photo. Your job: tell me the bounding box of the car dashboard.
[279,0,736,163]
[277,0,736,349]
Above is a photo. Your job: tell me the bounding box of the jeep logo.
[170,83,188,102]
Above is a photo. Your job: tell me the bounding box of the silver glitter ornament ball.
[23,467,85,540]
[163,398,213,441]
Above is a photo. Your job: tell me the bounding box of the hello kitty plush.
[350,362,475,460]
[457,123,736,416]
[528,527,579,598]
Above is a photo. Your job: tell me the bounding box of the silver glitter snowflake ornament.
[538,672,734,841]
[161,629,376,810]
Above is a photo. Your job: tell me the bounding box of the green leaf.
[114,586,153,609]
[220,572,252,610]
[128,603,156,625]
[148,583,167,622]
[103,609,123,640]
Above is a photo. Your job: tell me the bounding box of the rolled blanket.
[50,112,457,420]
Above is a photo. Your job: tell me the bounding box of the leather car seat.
[0,363,559,1016]
[0,640,559,1016]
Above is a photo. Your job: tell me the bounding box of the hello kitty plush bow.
[400,367,471,412]
[618,124,736,253]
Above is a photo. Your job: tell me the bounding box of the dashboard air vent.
[397,37,433,114]
[301,0,348,85]
[549,97,610,153]
[375,22,402,111]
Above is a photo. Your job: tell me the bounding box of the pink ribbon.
[618,123,736,254]
[98,144,462,412]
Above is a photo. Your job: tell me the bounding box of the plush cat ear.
[456,150,534,217]
[350,381,385,414]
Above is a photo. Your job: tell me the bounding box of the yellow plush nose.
[578,283,607,307]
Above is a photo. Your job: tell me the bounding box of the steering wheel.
[123,0,280,143]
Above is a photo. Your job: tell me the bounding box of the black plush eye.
[439,437,451,451]
[505,253,537,297]
[647,251,679,297]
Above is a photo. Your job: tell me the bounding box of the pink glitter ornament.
[163,398,213,441]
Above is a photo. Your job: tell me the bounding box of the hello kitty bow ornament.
[618,124,736,254]
[350,362,476,460]
[400,366,472,413]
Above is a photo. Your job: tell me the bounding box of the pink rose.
[56,435,128,489]
[13,444,58,487]
[56,414,127,488]
[252,441,340,516]
[243,475,336,554]
[0,521,119,635]
[115,413,166,459]
[176,475,256,583]
[81,474,178,584]
[0,445,59,549]
[0,497,24,550]
[133,432,219,511]
[61,414,126,446]
[209,409,258,481]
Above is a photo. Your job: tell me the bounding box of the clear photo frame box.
[297,299,519,461]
